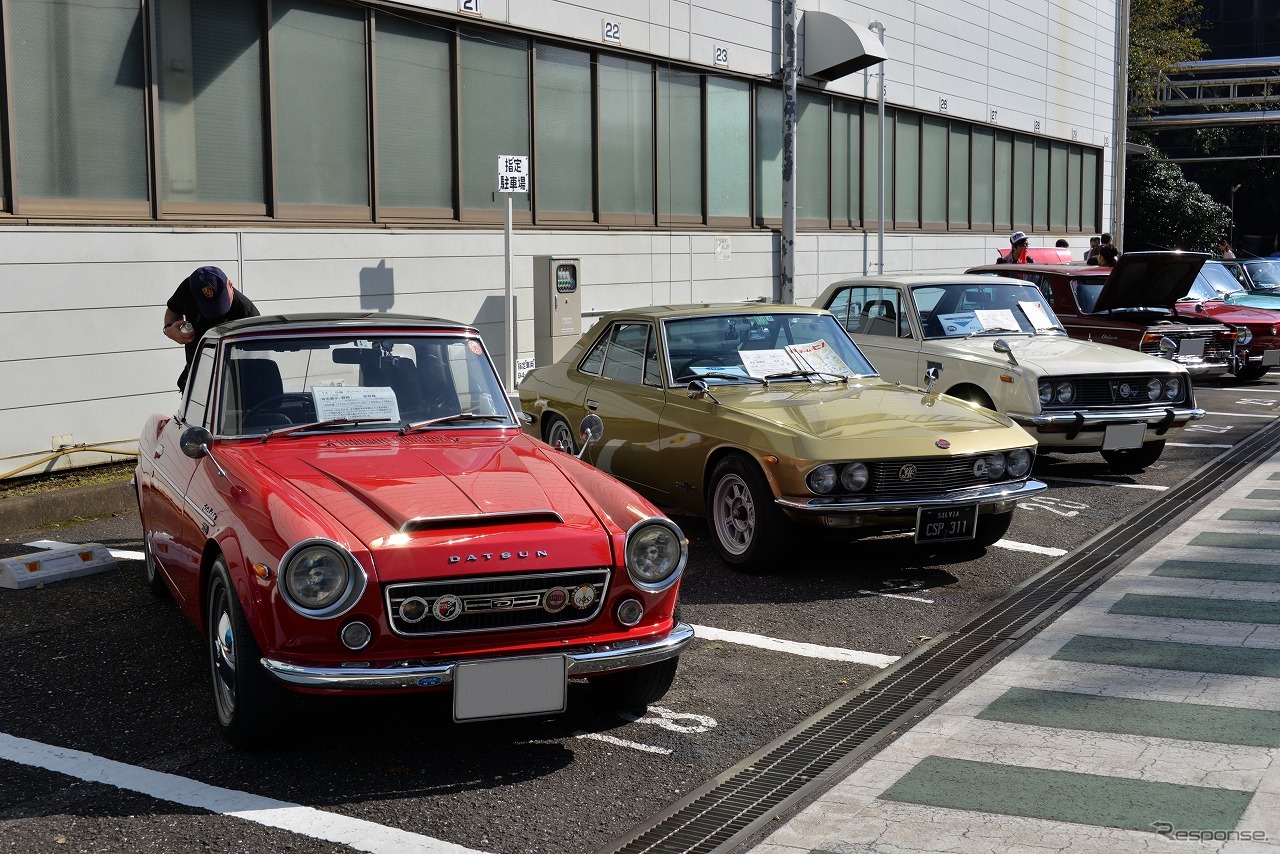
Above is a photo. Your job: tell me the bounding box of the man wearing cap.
[162,266,259,390]
[996,231,1035,265]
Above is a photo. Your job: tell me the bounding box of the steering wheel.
[244,392,315,423]
[675,356,725,380]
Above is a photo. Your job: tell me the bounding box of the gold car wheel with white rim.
[708,455,788,574]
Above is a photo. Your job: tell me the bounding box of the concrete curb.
[0,480,136,536]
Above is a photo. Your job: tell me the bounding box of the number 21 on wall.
[459,0,481,15]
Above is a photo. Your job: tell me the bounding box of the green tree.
[1128,0,1207,115]
[1125,150,1229,251]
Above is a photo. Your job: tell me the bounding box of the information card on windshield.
[312,386,401,422]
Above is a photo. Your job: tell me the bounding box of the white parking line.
[1040,475,1169,491]
[0,732,484,854]
[573,731,672,755]
[1166,442,1233,448]
[690,624,899,668]
[992,539,1068,557]
[1203,411,1278,418]
[857,589,934,604]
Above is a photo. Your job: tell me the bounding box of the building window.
[9,0,149,210]
[971,128,995,229]
[894,111,919,227]
[598,55,653,223]
[273,0,369,213]
[1013,135,1033,229]
[922,116,947,227]
[706,77,750,222]
[1033,138,1050,230]
[797,92,829,223]
[754,86,782,222]
[1050,140,1068,231]
[862,104,893,224]
[1082,147,1099,232]
[994,131,1013,230]
[156,0,265,211]
[1067,145,1083,231]
[658,68,702,222]
[375,15,453,215]
[460,29,530,216]
[535,44,593,219]
[832,101,861,226]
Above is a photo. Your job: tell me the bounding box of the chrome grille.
[385,569,610,636]
[867,455,1026,498]
[1042,375,1187,408]
[1137,327,1229,360]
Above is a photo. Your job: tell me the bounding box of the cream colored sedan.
[816,275,1205,472]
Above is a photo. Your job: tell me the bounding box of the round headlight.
[1038,381,1053,405]
[283,543,353,613]
[1146,378,1163,401]
[1055,381,1075,404]
[839,463,869,492]
[807,464,837,494]
[625,519,687,590]
[1238,327,1253,345]
[1005,448,1033,478]
[1164,377,1183,400]
[982,453,1006,479]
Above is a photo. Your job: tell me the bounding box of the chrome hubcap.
[211,590,236,716]
[713,474,754,555]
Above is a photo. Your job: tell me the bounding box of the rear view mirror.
[578,414,603,450]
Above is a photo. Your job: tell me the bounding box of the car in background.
[135,313,691,747]
[518,303,1046,574]
[1223,258,1280,294]
[967,252,1237,380]
[815,275,1203,471]
[1178,261,1280,381]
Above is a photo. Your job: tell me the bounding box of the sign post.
[497,155,529,392]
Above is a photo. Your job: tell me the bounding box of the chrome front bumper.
[1009,406,1205,430]
[261,621,695,690]
[775,478,1047,514]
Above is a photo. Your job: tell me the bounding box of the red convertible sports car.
[136,313,690,747]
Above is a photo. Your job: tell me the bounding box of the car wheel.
[543,415,576,454]
[590,658,679,711]
[707,455,789,573]
[207,558,283,748]
[972,510,1013,548]
[1100,440,1165,473]
[143,536,169,599]
[1235,365,1270,382]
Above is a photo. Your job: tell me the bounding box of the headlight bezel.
[1054,381,1075,404]
[1145,378,1163,401]
[1038,381,1054,405]
[624,517,688,591]
[807,464,838,494]
[278,538,367,620]
[1005,448,1033,478]
[1163,376,1183,400]
[839,462,870,492]
[1237,326,1254,345]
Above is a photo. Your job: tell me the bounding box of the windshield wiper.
[965,326,1023,338]
[400,412,510,435]
[260,417,395,443]
[674,372,765,384]
[761,369,849,384]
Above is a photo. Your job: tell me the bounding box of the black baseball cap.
[188,266,232,318]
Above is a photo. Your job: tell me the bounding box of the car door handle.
[586,399,599,411]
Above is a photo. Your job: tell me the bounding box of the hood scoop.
[401,510,564,534]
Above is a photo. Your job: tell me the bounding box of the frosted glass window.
[706,78,750,219]
[1013,135,1033,229]
[599,56,653,219]
[10,0,148,201]
[1034,139,1050,229]
[895,112,919,225]
[460,30,530,213]
[1082,148,1099,231]
[536,45,592,215]
[273,0,368,207]
[658,69,702,218]
[922,117,947,226]
[1050,141,1068,230]
[755,87,783,220]
[1067,146,1082,230]
[376,16,452,210]
[156,0,264,206]
[863,105,893,222]
[972,128,994,228]
[995,131,1013,227]
[832,102,861,224]
[797,93,829,221]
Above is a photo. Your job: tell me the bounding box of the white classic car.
[815,275,1205,472]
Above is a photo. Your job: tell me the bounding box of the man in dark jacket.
[163,266,259,390]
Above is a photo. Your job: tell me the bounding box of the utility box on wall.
[533,257,582,367]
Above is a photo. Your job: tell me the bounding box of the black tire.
[706,454,790,573]
[972,510,1014,548]
[207,558,284,748]
[543,414,576,454]
[1100,440,1165,473]
[1235,365,1270,383]
[590,658,679,711]
[143,536,170,599]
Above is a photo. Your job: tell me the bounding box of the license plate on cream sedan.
[453,655,567,722]
[915,505,978,543]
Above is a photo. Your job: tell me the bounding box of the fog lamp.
[616,598,644,627]
[340,621,372,650]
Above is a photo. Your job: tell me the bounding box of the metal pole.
[1113,0,1130,248]
[780,0,798,304]
[505,192,515,392]
[869,20,886,275]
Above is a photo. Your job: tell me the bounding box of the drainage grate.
[603,419,1280,854]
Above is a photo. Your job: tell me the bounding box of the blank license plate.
[453,655,567,722]
[915,505,978,543]
[1265,350,1280,366]
[1178,337,1206,357]
[1103,422,1146,450]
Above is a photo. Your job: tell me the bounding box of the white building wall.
[0,0,1120,479]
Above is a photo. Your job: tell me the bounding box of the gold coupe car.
[518,304,1047,573]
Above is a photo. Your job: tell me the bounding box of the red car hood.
[237,433,612,569]
[1178,298,1280,328]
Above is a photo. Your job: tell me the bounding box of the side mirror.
[993,338,1018,366]
[923,364,943,394]
[577,413,604,459]
[1159,336,1179,356]
[179,426,213,459]
[687,379,710,400]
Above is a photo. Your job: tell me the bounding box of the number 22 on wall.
[602,19,621,44]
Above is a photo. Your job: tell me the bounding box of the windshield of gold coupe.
[910,282,1064,339]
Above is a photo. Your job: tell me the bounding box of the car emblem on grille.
[571,584,597,609]
[935,439,950,449]
[432,594,463,622]
[543,587,568,613]
[1114,381,1134,399]
[972,458,988,477]
[898,464,918,482]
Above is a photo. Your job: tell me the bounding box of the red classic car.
[1178,266,1280,381]
[967,252,1237,379]
[135,313,690,747]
